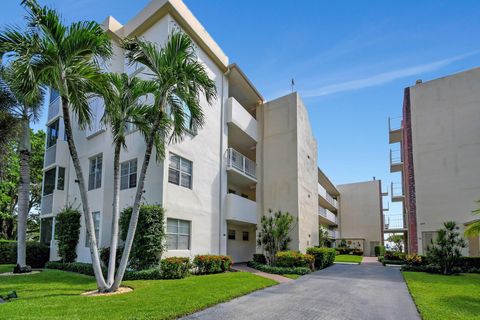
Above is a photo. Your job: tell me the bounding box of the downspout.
[218,67,231,253]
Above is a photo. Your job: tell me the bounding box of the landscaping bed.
[0,269,276,319]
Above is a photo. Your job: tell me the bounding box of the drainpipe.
[218,67,231,253]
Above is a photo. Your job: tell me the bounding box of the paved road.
[183,263,420,320]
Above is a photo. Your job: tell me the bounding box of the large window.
[168,154,192,189]
[88,154,102,190]
[120,159,137,190]
[43,168,56,195]
[46,119,59,148]
[166,218,190,250]
[85,211,101,248]
[57,167,65,190]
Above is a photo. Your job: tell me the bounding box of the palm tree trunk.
[107,142,121,286]
[61,96,108,290]
[110,109,164,291]
[16,115,30,269]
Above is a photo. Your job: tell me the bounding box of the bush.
[384,250,405,261]
[160,257,191,279]
[401,264,442,273]
[120,205,165,270]
[351,249,364,256]
[100,246,123,269]
[123,268,162,280]
[336,247,352,255]
[374,245,386,257]
[306,247,336,270]
[0,241,49,268]
[458,256,480,271]
[257,210,294,265]
[404,254,425,266]
[193,255,232,274]
[247,261,310,275]
[55,207,81,263]
[252,253,267,264]
[382,259,405,266]
[275,251,314,270]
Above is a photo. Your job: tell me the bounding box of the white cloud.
[302,51,480,98]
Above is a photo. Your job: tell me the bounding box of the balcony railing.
[391,182,404,201]
[327,229,338,239]
[384,214,406,230]
[225,193,257,225]
[44,144,57,168]
[41,193,54,215]
[227,148,256,179]
[390,148,403,172]
[47,97,61,121]
[318,207,338,225]
[388,116,403,132]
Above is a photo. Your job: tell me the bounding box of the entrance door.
[226,223,256,263]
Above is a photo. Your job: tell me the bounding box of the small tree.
[119,205,165,270]
[427,221,466,275]
[257,210,294,265]
[55,206,81,263]
[318,225,330,247]
[387,234,404,252]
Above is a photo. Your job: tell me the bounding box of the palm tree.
[0,60,44,272]
[0,0,112,289]
[101,72,156,285]
[110,33,217,291]
[465,200,480,237]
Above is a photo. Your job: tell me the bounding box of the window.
[166,218,190,250]
[120,159,137,190]
[40,218,53,246]
[242,231,249,241]
[57,167,65,190]
[43,168,56,195]
[49,89,60,103]
[88,154,102,190]
[168,154,192,189]
[228,229,236,240]
[46,119,59,148]
[85,212,101,248]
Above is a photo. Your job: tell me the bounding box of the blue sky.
[2,0,479,217]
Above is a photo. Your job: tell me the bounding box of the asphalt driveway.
[182,263,420,320]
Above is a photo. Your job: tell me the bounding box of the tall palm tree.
[0,60,44,272]
[0,0,112,289]
[101,72,156,285]
[465,200,480,238]
[110,33,217,291]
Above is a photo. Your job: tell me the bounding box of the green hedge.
[247,261,311,275]
[374,245,386,257]
[55,207,81,263]
[160,257,191,279]
[193,255,232,275]
[335,247,363,256]
[458,257,480,271]
[275,250,314,270]
[384,250,406,261]
[306,247,336,269]
[382,259,405,266]
[0,241,49,268]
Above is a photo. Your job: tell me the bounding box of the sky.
[2,0,479,218]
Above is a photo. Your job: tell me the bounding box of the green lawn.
[0,269,276,319]
[403,272,480,320]
[282,274,301,279]
[0,264,15,273]
[334,255,363,264]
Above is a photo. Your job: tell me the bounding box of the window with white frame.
[168,154,192,189]
[85,211,101,248]
[88,154,103,190]
[120,159,137,190]
[166,218,190,250]
[43,168,56,195]
[57,167,65,190]
[46,119,59,148]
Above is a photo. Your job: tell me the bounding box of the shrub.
[458,256,480,271]
[252,253,267,264]
[247,261,310,275]
[351,249,364,256]
[374,245,386,256]
[384,250,406,261]
[120,205,165,270]
[336,247,352,255]
[382,259,405,266]
[404,254,425,266]
[0,241,49,268]
[193,255,232,274]
[100,246,123,269]
[257,210,294,265]
[306,247,336,269]
[55,207,81,263]
[275,250,314,270]
[160,257,191,279]
[401,264,441,273]
[123,268,162,280]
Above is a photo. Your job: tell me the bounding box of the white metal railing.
[391,182,404,198]
[388,116,403,132]
[41,194,54,215]
[326,193,337,208]
[48,97,60,121]
[227,148,256,179]
[318,207,338,224]
[390,148,403,166]
[384,214,405,229]
[44,144,57,168]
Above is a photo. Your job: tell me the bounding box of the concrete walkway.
[183,263,420,320]
[361,256,383,266]
[232,263,293,283]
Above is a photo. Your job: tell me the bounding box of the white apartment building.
[39,0,384,263]
[388,67,480,256]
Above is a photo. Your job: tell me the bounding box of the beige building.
[389,67,480,255]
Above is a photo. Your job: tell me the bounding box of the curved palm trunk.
[16,115,30,269]
[61,97,107,290]
[110,111,163,291]
[107,142,121,285]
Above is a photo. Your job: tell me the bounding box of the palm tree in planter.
[110,33,217,291]
[0,59,44,273]
[101,72,157,285]
[2,0,113,289]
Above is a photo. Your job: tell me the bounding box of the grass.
[0,264,15,273]
[403,272,480,320]
[334,255,363,264]
[0,269,276,319]
[282,274,301,279]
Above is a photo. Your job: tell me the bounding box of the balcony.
[391,182,404,202]
[227,97,258,143]
[318,183,338,212]
[389,116,403,144]
[318,206,338,226]
[327,229,338,239]
[47,96,61,121]
[40,190,66,216]
[383,214,407,233]
[44,140,69,169]
[390,148,403,172]
[226,148,256,187]
[225,193,257,225]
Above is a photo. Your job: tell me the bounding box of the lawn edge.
[401,271,424,319]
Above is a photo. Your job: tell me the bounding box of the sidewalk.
[361,256,383,266]
[232,263,293,283]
